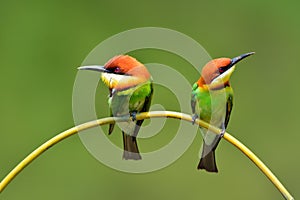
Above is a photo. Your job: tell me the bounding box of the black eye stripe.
[106,66,126,75]
[106,66,119,72]
[218,66,229,73]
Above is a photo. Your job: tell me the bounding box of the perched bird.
[78,55,153,160]
[191,52,255,172]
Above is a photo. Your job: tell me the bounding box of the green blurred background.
[1,0,299,199]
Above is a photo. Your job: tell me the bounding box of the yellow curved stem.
[0,111,294,199]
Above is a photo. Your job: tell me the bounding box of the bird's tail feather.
[122,131,141,160]
[197,136,221,172]
[198,148,218,172]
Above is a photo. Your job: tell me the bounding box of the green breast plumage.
[191,83,233,127]
[109,80,153,116]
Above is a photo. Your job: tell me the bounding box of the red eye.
[218,66,227,74]
[114,67,121,73]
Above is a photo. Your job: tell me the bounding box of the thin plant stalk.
[0,111,294,199]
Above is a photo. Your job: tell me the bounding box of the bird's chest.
[109,83,150,116]
[197,90,228,125]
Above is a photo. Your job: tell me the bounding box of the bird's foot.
[220,129,226,137]
[130,111,137,121]
[220,123,226,137]
[192,114,199,125]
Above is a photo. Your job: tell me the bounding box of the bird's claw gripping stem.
[130,111,137,121]
[192,114,198,125]
[220,129,225,137]
[220,123,226,137]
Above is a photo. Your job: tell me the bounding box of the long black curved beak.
[78,65,109,73]
[230,52,255,67]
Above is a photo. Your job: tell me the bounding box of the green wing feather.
[132,83,153,137]
[224,93,233,128]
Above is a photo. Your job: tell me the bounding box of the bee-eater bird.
[78,55,153,160]
[191,52,255,172]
